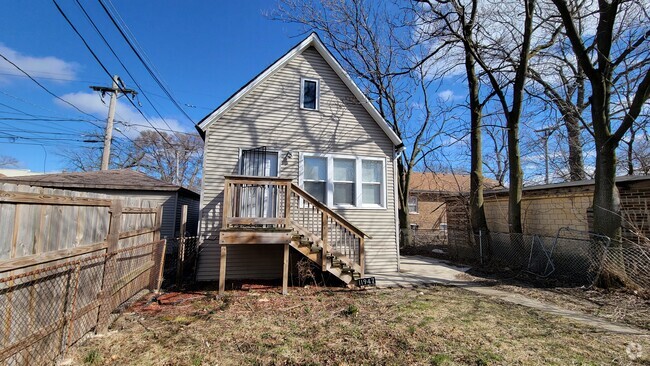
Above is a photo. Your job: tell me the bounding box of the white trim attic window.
[300,78,319,110]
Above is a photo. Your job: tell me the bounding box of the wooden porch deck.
[218,175,366,294]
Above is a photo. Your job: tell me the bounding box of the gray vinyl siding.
[197,46,398,281]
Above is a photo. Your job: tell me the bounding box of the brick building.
[408,172,500,231]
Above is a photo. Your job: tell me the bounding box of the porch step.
[289,227,362,286]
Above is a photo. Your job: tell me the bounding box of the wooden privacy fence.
[0,184,166,365]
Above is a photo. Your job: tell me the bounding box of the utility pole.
[90,75,137,170]
[535,126,557,184]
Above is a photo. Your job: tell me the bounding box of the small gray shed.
[0,169,200,239]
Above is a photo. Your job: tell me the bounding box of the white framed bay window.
[300,153,386,209]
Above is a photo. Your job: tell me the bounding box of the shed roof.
[409,172,501,193]
[0,169,200,198]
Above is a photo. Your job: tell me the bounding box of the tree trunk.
[507,117,523,233]
[592,142,622,240]
[465,44,489,238]
[565,110,586,181]
[397,159,413,248]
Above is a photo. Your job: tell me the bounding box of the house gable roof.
[0,169,200,198]
[196,33,403,147]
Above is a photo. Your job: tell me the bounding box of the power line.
[52,0,174,147]
[0,70,104,84]
[0,51,104,127]
[97,0,195,125]
[73,0,180,137]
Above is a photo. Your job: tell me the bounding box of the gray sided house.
[0,169,200,239]
[195,33,403,288]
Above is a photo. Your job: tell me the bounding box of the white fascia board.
[197,33,403,147]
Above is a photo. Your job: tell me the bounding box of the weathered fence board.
[0,183,165,365]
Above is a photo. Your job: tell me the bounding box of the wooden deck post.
[284,182,292,227]
[219,245,227,294]
[176,204,188,286]
[321,212,328,271]
[359,236,365,277]
[222,179,231,229]
[282,243,289,295]
[149,205,165,292]
[96,199,122,334]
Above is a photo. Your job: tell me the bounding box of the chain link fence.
[400,229,449,257]
[0,241,165,365]
[446,228,650,290]
[162,236,201,288]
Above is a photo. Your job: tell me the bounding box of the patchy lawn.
[459,269,650,331]
[70,286,649,366]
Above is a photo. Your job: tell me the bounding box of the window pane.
[362,184,381,205]
[333,159,355,181]
[333,182,354,205]
[304,157,326,180]
[362,160,382,182]
[305,181,326,203]
[302,80,317,109]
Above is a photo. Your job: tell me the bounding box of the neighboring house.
[0,169,200,239]
[195,33,403,289]
[408,172,500,231]
[0,169,44,177]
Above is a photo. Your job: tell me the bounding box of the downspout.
[393,144,406,272]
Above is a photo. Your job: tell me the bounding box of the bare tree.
[60,130,203,191]
[0,155,19,168]
[484,124,509,186]
[412,0,492,237]
[274,0,446,247]
[550,0,650,240]
[417,0,538,233]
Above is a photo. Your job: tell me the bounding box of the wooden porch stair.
[290,231,362,285]
[219,176,367,293]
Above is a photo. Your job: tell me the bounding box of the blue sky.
[0,1,307,172]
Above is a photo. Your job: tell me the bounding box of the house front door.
[240,148,279,219]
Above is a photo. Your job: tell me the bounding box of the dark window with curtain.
[302,79,317,110]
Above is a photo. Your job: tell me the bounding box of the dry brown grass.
[70,286,650,366]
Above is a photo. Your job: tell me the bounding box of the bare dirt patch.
[69,285,649,365]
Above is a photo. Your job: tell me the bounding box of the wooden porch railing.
[222,176,366,275]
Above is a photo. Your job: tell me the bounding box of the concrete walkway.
[372,255,647,335]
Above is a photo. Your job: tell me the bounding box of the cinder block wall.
[483,191,593,237]
[445,178,650,247]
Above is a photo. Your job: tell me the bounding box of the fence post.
[149,205,165,292]
[96,200,122,334]
[176,205,188,286]
[62,262,82,354]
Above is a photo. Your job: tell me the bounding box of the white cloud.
[437,89,456,102]
[0,44,77,83]
[56,92,188,138]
